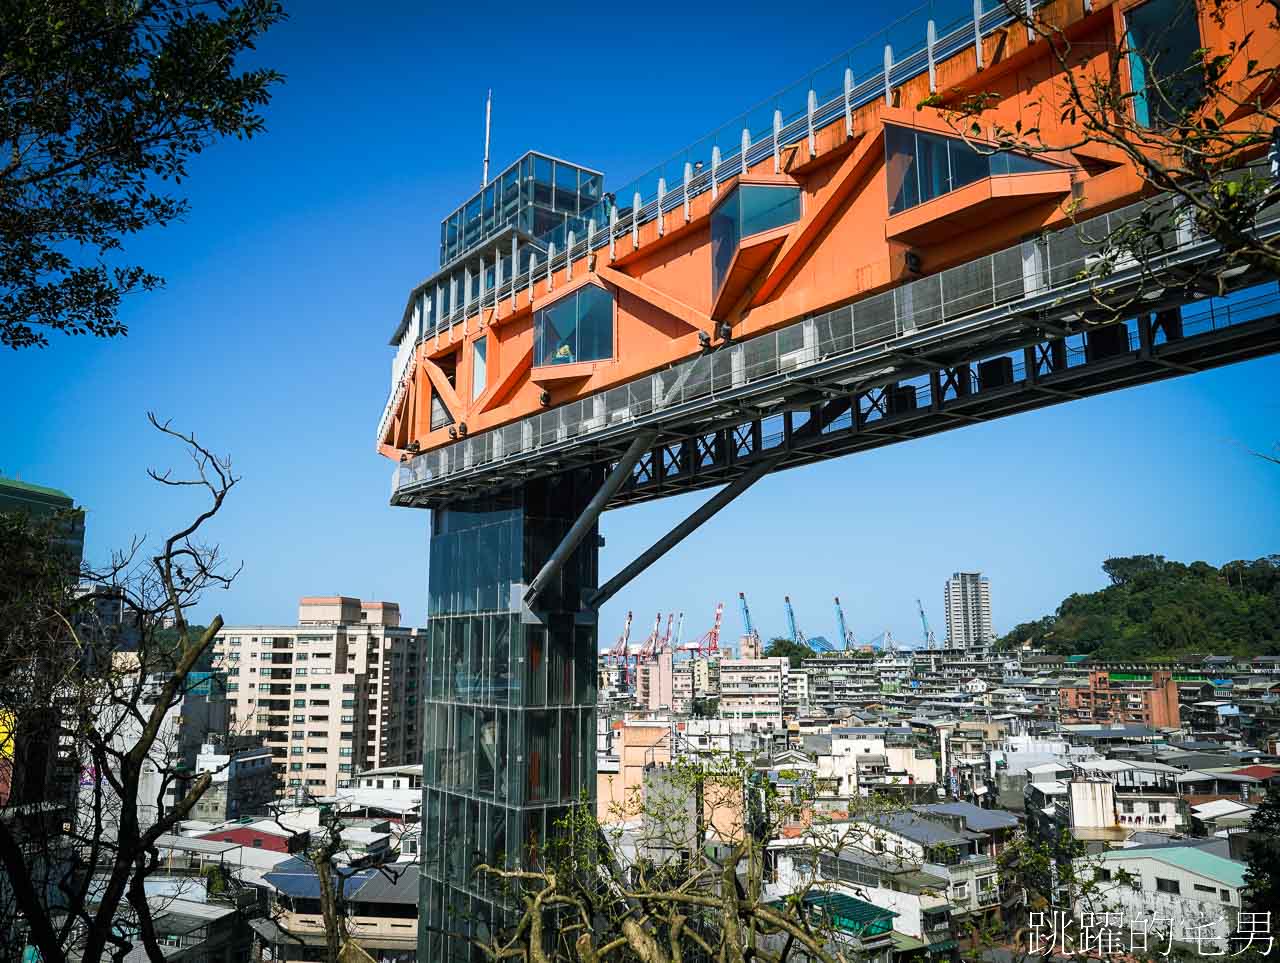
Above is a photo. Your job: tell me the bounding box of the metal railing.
[392,185,1280,499]
[377,0,1037,443]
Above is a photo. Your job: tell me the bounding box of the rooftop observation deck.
[379,0,1280,516]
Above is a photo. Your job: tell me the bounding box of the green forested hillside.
[998,555,1280,659]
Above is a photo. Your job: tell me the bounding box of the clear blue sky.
[1,1,1277,648]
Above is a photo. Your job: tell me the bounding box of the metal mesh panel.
[815,305,854,356]
[1048,224,1095,288]
[712,345,741,392]
[604,386,631,425]
[941,257,993,318]
[683,353,713,402]
[991,246,1025,304]
[853,290,896,346]
[898,274,943,330]
[743,331,780,382]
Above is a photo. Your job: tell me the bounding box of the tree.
[764,636,815,668]
[0,414,241,963]
[0,0,285,349]
[460,753,905,963]
[1242,786,1280,917]
[930,0,1280,303]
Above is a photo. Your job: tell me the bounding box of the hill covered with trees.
[998,554,1280,660]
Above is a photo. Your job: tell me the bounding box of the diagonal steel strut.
[523,429,657,608]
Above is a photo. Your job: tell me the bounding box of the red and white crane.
[636,612,663,660]
[679,601,723,659]
[608,611,633,686]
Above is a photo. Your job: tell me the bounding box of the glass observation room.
[884,124,1061,216]
[439,152,604,267]
[533,284,614,367]
[710,184,802,299]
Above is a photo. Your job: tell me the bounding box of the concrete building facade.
[944,572,993,648]
[214,597,421,797]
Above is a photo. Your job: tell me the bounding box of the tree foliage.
[998,554,1280,659]
[0,0,284,349]
[1243,787,1280,918]
[763,637,815,668]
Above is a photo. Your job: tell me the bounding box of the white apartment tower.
[214,597,422,797]
[943,572,994,648]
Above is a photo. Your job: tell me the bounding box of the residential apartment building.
[214,597,421,797]
[718,658,791,728]
[1059,670,1181,728]
[944,572,993,648]
[636,652,674,711]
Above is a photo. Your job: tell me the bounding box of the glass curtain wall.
[533,285,614,366]
[710,185,802,298]
[418,471,601,963]
[1124,0,1204,128]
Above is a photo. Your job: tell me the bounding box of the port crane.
[636,612,663,661]
[737,592,760,659]
[916,599,939,650]
[608,611,633,687]
[679,602,723,659]
[833,596,857,651]
[787,595,835,652]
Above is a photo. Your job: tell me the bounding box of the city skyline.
[1,0,1277,649]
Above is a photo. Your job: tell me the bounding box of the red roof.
[1232,765,1280,779]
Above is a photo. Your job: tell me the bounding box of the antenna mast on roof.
[482,89,492,188]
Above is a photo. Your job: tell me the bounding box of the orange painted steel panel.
[379,0,1280,460]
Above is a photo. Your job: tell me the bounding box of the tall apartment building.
[944,572,994,648]
[214,597,422,797]
[635,651,674,711]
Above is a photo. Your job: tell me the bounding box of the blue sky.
[1,0,1277,648]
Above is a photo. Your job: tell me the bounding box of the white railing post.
[528,252,538,303]
[609,203,618,261]
[772,110,782,174]
[974,0,985,70]
[741,128,750,175]
[546,243,555,290]
[927,20,937,93]
[657,178,667,237]
[632,191,641,248]
[683,162,692,222]
[844,67,854,138]
[711,146,721,200]
[566,232,575,280]
[883,45,893,107]
[807,89,817,158]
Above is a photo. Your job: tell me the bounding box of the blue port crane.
[786,596,835,652]
[834,596,856,651]
[737,592,761,658]
[916,598,938,650]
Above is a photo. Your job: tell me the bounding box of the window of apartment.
[310,700,329,707]
[308,762,326,770]
[1194,883,1217,895]
[1221,889,1232,903]
[306,779,326,787]
[312,683,330,690]
[289,763,303,772]
[290,748,303,756]
[309,731,325,739]
[1121,801,1136,814]
[295,668,307,677]
[295,652,308,661]
[293,699,306,708]
[289,778,301,787]
[534,284,614,366]
[341,699,356,708]
[343,684,357,693]
[292,730,305,740]
[227,683,239,692]
[339,747,353,757]
[292,714,305,723]
[952,883,969,901]
[1156,878,1180,895]
[294,684,307,692]
[1096,868,1112,881]
[229,637,241,646]
[1125,0,1204,128]
[250,651,257,658]
[341,715,355,724]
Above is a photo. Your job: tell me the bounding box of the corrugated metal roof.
[264,857,376,899]
[351,864,419,905]
[1099,846,1248,888]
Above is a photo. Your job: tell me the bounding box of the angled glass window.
[534,284,614,367]
[1125,0,1204,128]
[885,123,1061,215]
[711,184,802,299]
[472,337,487,400]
